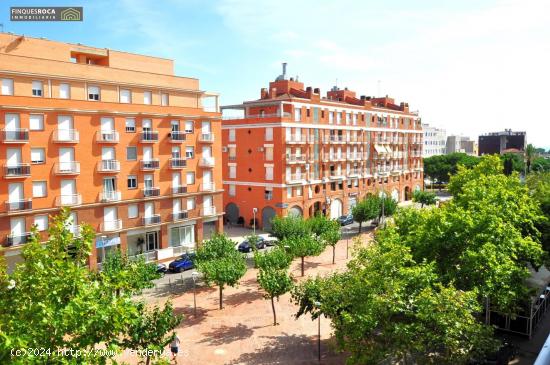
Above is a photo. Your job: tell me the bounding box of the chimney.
[360,95,366,100]
[270,87,277,98]
[282,62,287,79]
[261,88,268,99]
[314,88,320,94]
[306,86,312,92]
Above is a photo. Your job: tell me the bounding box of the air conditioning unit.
[222,146,228,152]
[258,147,265,152]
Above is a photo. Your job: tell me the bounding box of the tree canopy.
[351,195,379,233]
[412,190,437,208]
[424,153,479,185]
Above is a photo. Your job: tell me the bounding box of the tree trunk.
[146,355,151,365]
[219,285,223,310]
[271,296,277,325]
[358,221,362,233]
[421,203,424,208]
[332,245,336,264]
[301,256,305,276]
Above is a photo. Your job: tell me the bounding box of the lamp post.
[191,271,199,316]
[252,208,258,235]
[314,301,321,362]
[101,235,107,265]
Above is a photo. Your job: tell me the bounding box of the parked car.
[168,253,196,273]
[264,236,279,246]
[338,214,354,226]
[237,237,267,253]
[156,263,167,275]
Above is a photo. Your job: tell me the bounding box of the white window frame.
[31,148,46,164]
[88,85,100,101]
[128,204,139,218]
[32,80,43,97]
[1,78,14,95]
[143,91,152,105]
[29,114,44,131]
[120,89,131,103]
[32,181,47,198]
[34,215,49,231]
[59,83,70,99]
[186,171,195,185]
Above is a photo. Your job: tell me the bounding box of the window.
[170,225,195,247]
[229,129,236,142]
[294,107,302,122]
[32,81,43,97]
[228,184,236,196]
[161,93,169,106]
[1,78,14,95]
[125,118,136,132]
[186,172,195,185]
[187,197,195,210]
[59,83,70,99]
[184,120,194,133]
[265,127,273,141]
[229,166,236,179]
[329,111,334,124]
[127,175,137,189]
[120,89,131,103]
[265,166,273,180]
[88,86,100,101]
[31,148,45,164]
[29,114,44,130]
[34,215,48,231]
[265,147,273,161]
[143,91,152,105]
[128,204,138,218]
[265,189,273,200]
[32,181,47,197]
[287,187,292,198]
[185,146,194,159]
[126,147,137,161]
[296,186,303,196]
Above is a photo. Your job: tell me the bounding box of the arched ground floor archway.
[225,203,240,225]
[261,206,276,231]
[330,198,343,219]
[288,205,303,218]
[404,186,412,201]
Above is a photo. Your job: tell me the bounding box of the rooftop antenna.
[282,62,287,79]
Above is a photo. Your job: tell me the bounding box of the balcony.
[142,214,161,226]
[4,164,31,178]
[347,136,361,144]
[286,135,306,144]
[200,181,216,192]
[199,133,215,143]
[97,159,120,173]
[100,190,121,202]
[2,129,29,143]
[324,154,345,162]
[347,153,361,161]
[6,232,32,246]
[173,211,189,221]
[139,131,159,143]
[169,131,186,143]
[329,135,345,144]
[172,185,188,195]
[286,174,304,184]
[376,167,390,176]
[5,199,32,212]
[54,161,80,175]
[140,159,160,170]
[199,157,215,168]
[329,171,345,180]
[56,194,82,207]
[170,158,187,169]
[96,130,119,143]
[348,169,361,177]
[202,206,217,216]
[53,129,79,143]
[143,187,160,197]
[286,155,306,164]
[100,219,122,232]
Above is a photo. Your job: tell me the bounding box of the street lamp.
[252,208,258,235]
[100,235,107,265]
[191,271,199,316]
[314,301,321,363]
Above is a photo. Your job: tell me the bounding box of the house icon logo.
[60,7,81,21]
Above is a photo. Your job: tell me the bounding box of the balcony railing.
[348,169,361,177]
[96,130,119,143]
[140,159,160,170]
[170,158,187,169]
[54,161,80,175]
[202,206,216,216]
[329,171,345,179]
[142,215,161,226]
[143,187,160,197]
[200,181,216,191]
[6,232,32,246]
[139,131,159,142]
[170,131,186,142]
[53,129,79,143]
[100,191,121,202]
[4,164,31,178]
[129,251,157,263]
[286,174,304,183]
[173,211,189,221]
[329,135,345,143]
[5,199,32,212]
[172,186,188,195]
[2,129,29,143]
[222,112,292,120]
[98,159,120,173]
[286,155,306,163]
[199,157,215,167]
[56,194,82,206]
[101,219,122,232]
[347,153,361,161]
[199,133,214,143]
[286,135,306,144]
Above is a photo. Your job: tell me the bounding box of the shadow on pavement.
[199,323,268,346]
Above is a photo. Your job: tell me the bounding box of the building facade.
[422,123,446,158]
[478,130,526,155]
[446,135,478,156]
[0,33,223,271]
[222,68,423,231]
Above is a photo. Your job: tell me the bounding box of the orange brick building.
[222,65,423,230]
[0,33,223,270]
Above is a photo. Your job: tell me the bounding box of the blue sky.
[1,0,549,148]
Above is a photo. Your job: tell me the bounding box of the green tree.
[527,172,550,265]
[424,153,479,187]
[532,157,550,172]
[307,214,341,264]
[412,190,437,208]
[351,195,379,233]
[194,234,247,309]
[379,195,398,221]
[501,153,524,175]
[292,231,497,364]
[282,234,325,276]
[119,302,182,365]
[254,246,292,270]
[271,215,309,240]
[525,143,537,173]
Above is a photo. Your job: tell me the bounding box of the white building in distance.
[422,123,446,158]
